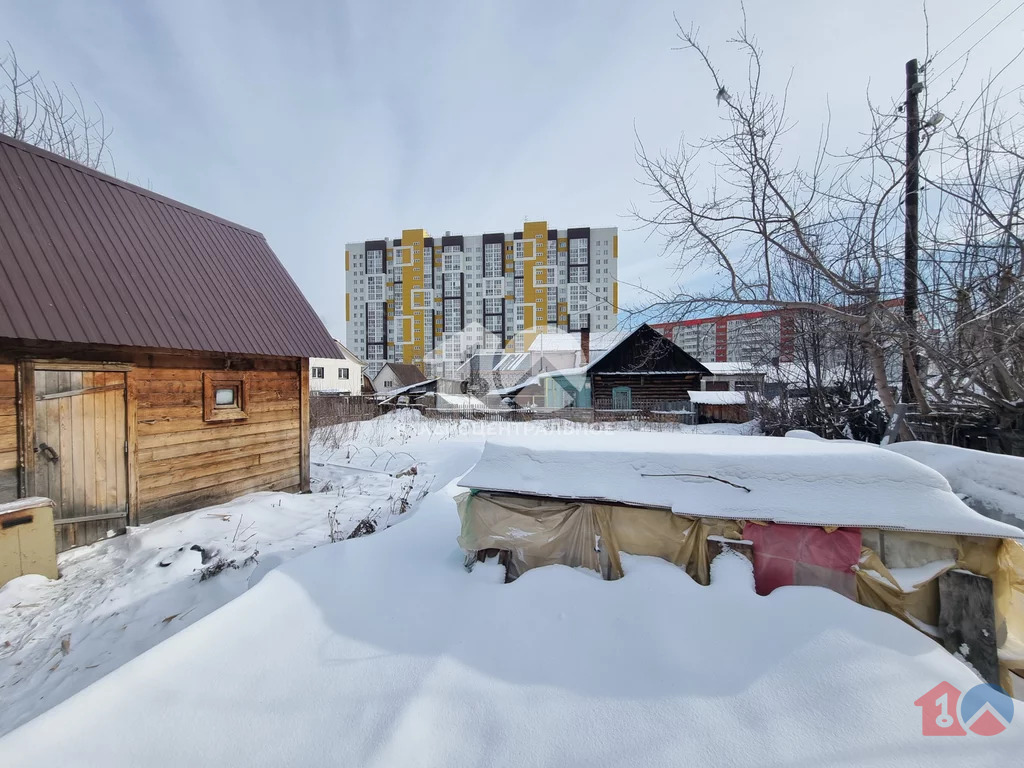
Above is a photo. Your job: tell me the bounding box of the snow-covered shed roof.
[528,333,580,353]
[458,434,1024,539]
[702,362,763,376]
[688,391,751,406]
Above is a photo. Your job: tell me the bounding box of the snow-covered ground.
[2,413,1021,765]
[0,412,749,738]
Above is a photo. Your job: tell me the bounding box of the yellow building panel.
[613,282,618,312]
[522,221,548,333]
[345,293,350,322]
[401,228,427,366]
[345,250,350,271]
[613,235,618,258]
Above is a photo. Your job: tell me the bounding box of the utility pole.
[902,58,922,403]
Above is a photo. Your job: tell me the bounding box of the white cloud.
[3,0,1022,339]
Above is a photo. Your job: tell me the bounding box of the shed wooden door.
[33,369,128,552]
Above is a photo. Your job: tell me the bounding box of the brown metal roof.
[0,133,337,359]
[384,363,428,387]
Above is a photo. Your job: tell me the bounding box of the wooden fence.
[419,406,697,425]
[310,394,380,429]
[904,413,1024,457]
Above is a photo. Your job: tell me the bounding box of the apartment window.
[339,368,350,379]
[366,249,384,274]
[443,251,462,271]
[569,313,590,331]
[484,242,503,277]
[367,274,385,302]
[568,265,588,283]
[569,238,588,265]
[569,284,589,313]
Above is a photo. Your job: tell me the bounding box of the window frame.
[203,371,249,423]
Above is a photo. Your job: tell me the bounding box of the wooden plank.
[139,470,301,523]
[16,361,35,500]
[58,372,73,548]
[126,368,139,527]
[140,448,300,493]
[31,360,133,372]
[139,439,301,479]
[83,372,97,524]
[43,373,60,521]
[115,372,127,518]
[137,426,299,463]
[70,372,86,539]
[299,358,310,492]
[137,419,301,450]
[137,407,298,436]
[104,373,118,513]
[53,511,128,526]
[939,569,1000,686]
[87,373,104,545]
[35,382,125,401]
[138,366,296,381]
[137,400,298,421]
[0,468,16,503]
[138,456,300,502]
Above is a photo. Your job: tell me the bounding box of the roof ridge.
[0,132,264,238]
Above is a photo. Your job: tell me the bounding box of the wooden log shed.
[0,134,338,552]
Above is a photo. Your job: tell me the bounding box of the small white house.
[310,340,365,395]
[372,362,428,395]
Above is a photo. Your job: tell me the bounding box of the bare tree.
[914,85,1024,431]
[634,11,1024,439]
[0,43,112,170]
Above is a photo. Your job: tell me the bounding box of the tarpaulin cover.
[455,491,742,583]
[742,523,861,598]
[456,490,1024,692]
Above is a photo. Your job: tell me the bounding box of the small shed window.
[339,368,350,379]
[311,366,325,379]
[203,372,248,423]
[214,387,237,407]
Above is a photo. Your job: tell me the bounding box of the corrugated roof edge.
[0,133,264,238]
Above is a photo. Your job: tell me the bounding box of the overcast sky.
[3,0,1023,341]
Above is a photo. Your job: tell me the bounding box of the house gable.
[588,325,710,375]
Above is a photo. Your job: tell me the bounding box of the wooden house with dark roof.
[0,134,337,551]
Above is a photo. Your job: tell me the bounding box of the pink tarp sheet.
[743,522,862,599]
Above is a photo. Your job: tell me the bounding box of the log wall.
[0,344,308,532]
[0,364,16,502]
[591,373,702,411]
[133,361,303,523]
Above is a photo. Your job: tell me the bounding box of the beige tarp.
[457,490,1024,692]
[456,490,743,583]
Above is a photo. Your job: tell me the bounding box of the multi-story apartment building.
[345,222,618,377]
[652,310,795,364]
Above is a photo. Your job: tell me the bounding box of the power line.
[925,0,1005,68]
[929,0,1024,83]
